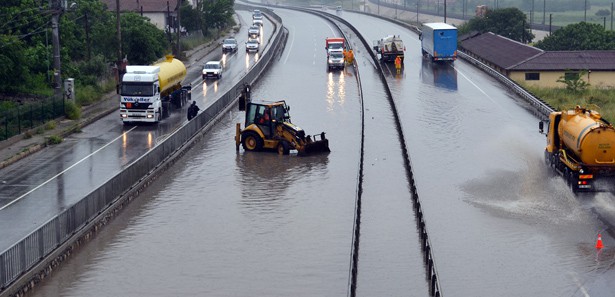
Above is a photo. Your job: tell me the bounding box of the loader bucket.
[299,132,331,156]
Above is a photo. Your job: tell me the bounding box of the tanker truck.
[373,35,405,63]
[120,55,191,124]
[539,106,615,192]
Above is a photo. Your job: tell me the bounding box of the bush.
[46,135,63,145]
[44,120,56,130]
[64,101,81,120]
[76,85,99,106]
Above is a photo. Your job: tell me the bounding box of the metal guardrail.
[323,9,444,297]
[456,51,554,118]
[0,8,286,295]
[347,6,555,121]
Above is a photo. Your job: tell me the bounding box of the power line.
[0,19,51,49]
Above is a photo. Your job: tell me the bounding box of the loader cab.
[245,101,290,137]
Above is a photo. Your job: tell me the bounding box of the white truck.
[119,55,190,124]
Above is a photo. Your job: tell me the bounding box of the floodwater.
[342,10,615,296]
[27,7,615,297]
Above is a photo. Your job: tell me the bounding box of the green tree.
[121,13,169,65]
[0,36,28,94]
[557,70,590,93]
[180,0,201,32]
[596,9,611,17]
[199,0,235,36]
[535,22,615,51]
[458,7,534,43]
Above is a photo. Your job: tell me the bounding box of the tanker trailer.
[120,55,191,124]
[539,106,615,192]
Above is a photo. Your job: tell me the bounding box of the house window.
[525,73,540,80]
[564,72,580,80]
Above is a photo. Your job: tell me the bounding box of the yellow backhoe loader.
[235,100,330,155]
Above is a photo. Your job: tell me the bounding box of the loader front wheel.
[277,141,290,155]
[242,132,263,151]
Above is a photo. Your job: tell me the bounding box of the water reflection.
[326,71,346,111]
[147,132,153,149]
[420,59,458,91]
[235,152,329,212]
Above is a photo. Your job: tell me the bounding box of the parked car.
[248,26,260,38]
[246,39,260,53]
[202,61,222,79]
[222,38,238,53]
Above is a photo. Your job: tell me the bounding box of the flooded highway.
[30,8,366,297]
[0,11,274,251]
[22,7,615,297]
[342,9,615,296]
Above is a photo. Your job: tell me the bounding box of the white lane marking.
[453,64,511,116]
[326,22,337,36]
[283,26,295,64]
[0,126,138,211]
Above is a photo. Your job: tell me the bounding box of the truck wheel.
[277,141,290,155]
[242,132,263,151]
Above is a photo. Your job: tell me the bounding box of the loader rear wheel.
[242,132,263,151]
[277,141,290,155]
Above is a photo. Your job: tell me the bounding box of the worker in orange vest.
[347,49,354,64]
[395,56,402,74]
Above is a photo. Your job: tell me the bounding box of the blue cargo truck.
[420,23,458,62]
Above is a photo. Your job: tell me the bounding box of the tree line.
[0,0,234,97]
[458,6,615,51]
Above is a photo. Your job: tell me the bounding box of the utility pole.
[444,0,447,23]
[85,11,90,60]
[531,0,534,25]
[115,0,123,94]
[176,0,181,56]
[116,0,122,68]
[50,0,62,99]
[584,0,587,22]
[416,1,419,23]
[542,0,546,25]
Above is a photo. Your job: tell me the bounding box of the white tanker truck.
[119,55,190,124]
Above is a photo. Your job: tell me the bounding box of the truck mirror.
[539,121,544,133]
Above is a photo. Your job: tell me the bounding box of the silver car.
[248,26,260,38]
[222,38,238,53]
[252,14,264,26]
[246,39,260,53]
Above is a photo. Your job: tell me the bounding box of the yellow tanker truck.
[120,55,191,123]
[540,106,615,192]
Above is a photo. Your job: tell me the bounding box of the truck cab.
[325,37,345,54]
